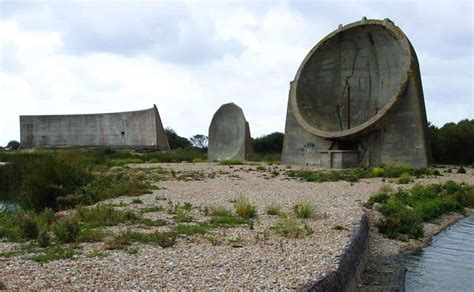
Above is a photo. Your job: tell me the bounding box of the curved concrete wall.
[20,105,170,150]
[208,103,254,161]
[282,18,430,168]
[298,214,369,291]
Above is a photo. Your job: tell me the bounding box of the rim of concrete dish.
[290,18,412,139]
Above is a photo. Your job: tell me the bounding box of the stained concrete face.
[20,105,170,150]
[208,103,254,161]
[282,18,430,168]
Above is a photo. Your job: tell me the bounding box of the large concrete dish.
[291,19,412,139]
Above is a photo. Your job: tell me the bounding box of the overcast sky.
[0,0,472,146]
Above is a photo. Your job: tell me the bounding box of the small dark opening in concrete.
[121,131,125,136]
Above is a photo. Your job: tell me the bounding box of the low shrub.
[174,224,207,236]
[17,212,40,240]
[37,230,51,247]
[233,196,257,218]
[218,159,245,165]
[266,204,282,216]
[30,245,75,263]
[271,217,313,238]
[54,218,80,243]
[398,173,413,184]
[373,181,473,239]
[293,202,315,219]
[113,231,177,248]
[74,206,138,228]
[457,166,467,174]
[0,151,153,211]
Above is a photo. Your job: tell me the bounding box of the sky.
[0,0,472,146]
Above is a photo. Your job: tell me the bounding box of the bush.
[271,217,312,238]
[233,196,257,218]
[6,140,20,150]
[30,245,75,263]
[112,231,177,248]
[266,204,282,216]
[37,230,51,247]
[457,166,466,174]
[374,181,473,239]
[74,206,138,228]
[398,173,413,184]
[54,218,80,243]
[293,202,315,219]
[17,213,39,240]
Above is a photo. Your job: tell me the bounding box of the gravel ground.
[1,163,472,289]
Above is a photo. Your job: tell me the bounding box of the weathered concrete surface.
[208,103,254,161]
[282,18,430,168]
[20,105,170,150]
[358,254,406,292]
[299,214,369,292]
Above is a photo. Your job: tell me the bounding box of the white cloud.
[0,0,472,146]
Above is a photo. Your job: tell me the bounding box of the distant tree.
[429,119,474,165]
[190,134,208,149]
[165,128,192,149]
[252,132,284,154]
[6,140,20,150]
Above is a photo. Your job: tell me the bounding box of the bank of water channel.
[405,215,474,291]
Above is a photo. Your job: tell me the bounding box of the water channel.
[405,215,474,291]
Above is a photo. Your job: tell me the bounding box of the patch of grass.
[131,198,143,204]
[140,205,164,213]
[0,209,53,242]
[30,245,76,263]
[174,224,207,236]
[233,196,257,219]
[372,181,473,239]
[266,203,283,216]
[364,186,393,208]
[256,165,266,172]
[108,157,144,166]
[287,164,440,184]
[54,217,81,243]
[205,235,223,246]
[209,213,250,228]
[333,225,349,231]
[398,173,413,184]
[173,209,193,223]
[192,157,206,163]
[0,281,5,289]
[0,151,154,211]
[271,217,313,239]
[87,250,109,258]
[207,205,233,217]
[293,202,315,219]
[74,206,139,228]
[139,218,167,227]
[17,212,40,240]
[112,231,177,248]
[218,159,245,165]
[227,235,245,247]
[77,227,105,242]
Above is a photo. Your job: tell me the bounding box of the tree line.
[3,119,473,165]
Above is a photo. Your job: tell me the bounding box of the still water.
[405,216,474,292]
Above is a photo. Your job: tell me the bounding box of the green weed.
[233,196,257,219]
[266,204,283,216]
[293,202,315,219]
[271,217,313,239]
